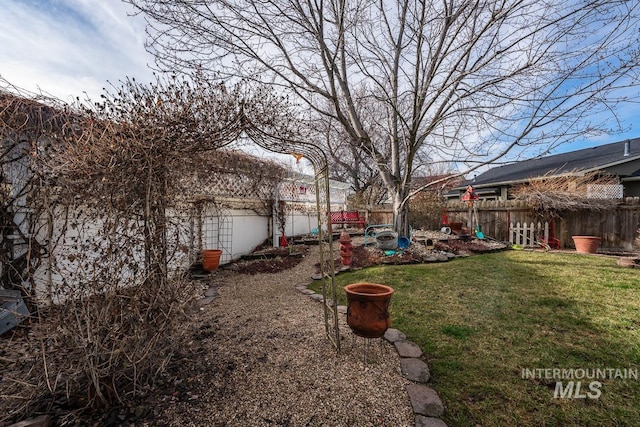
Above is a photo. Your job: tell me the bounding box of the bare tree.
[128,0,640,235]
[314,111,388,207]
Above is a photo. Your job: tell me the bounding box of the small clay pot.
[202,249,222,271]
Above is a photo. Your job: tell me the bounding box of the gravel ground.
[146,244,415,427]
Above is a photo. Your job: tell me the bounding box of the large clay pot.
[572,236,601,254]
[344,283,394,338]
[202,249,223,271]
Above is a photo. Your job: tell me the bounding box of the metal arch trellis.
[221,113,341,351]
[0,86,341,348]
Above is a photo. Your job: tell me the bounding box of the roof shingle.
[469,137,640,186]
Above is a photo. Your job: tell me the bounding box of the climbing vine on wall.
[0,74,298,418]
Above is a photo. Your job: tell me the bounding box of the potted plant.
[202,249,223,271]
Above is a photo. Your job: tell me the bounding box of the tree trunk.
[392,191,410,238]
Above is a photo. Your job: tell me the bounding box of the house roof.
[411,174,463,190]
[463,137,640,188]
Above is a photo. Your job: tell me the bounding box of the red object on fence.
[462,185,479,202]
[279,235,288,247]
[441,211,449,225]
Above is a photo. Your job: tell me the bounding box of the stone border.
[297,283,448,427]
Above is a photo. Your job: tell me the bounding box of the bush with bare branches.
[511,170,621,220]
[1,75,294,422]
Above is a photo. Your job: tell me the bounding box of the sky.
[0,0,638,161]
[0,0,155,102]
[0,0,302,166]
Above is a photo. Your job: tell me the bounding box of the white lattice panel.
[207,172,275,199]
[278,179,316,203]
[587,184,623,199]
[278,175,347,205]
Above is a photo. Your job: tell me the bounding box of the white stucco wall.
[286,212,319,237]
[32,207,149,303]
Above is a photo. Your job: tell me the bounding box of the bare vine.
[511,169,621,220]
[0,74,296,422]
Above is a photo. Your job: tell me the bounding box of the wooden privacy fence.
[353,198,639,250]
[445,198,640,251]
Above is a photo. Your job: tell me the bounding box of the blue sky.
[0,0,155,102]
[0,0,638,158]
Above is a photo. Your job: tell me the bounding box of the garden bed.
[225,245,309,275]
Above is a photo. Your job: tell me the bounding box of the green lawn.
[311,251,640,426]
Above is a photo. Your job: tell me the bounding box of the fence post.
[544,221,549,244]
[510,222,515,245]
[528,222,535,246]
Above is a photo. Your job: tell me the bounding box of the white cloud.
[0,0,155,102]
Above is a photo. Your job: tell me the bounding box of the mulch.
[224,246,309,275]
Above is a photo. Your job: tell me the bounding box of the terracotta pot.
[344,283,394,338]
[572,236,601,254]
[202,249,222,271]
